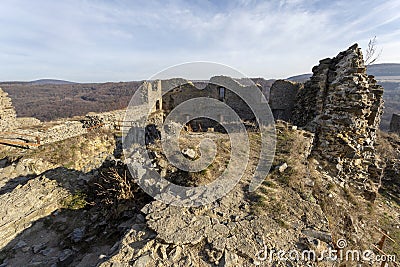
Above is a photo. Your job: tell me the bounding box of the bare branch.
[365,36,383,65]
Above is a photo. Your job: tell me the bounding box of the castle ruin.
[160,76,266,131]
[0,44,387,200]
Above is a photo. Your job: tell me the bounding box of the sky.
[0,0,399,82]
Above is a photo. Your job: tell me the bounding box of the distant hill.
[367,63,400,77]
[28,79,76,85]
[287,74,312,83]
[1,81,142,121]
[0,79,76,86]
[367,64,400,130]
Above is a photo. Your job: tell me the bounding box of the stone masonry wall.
[39,121,88,145]
[389,114,400,134]
[269,80,302,121]
[0,88,17,131]
[162,76,265,124]
[291,58,332,129]
[84,109,126,129]
[292,44,385,200]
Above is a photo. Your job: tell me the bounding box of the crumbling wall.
[389,114,400,134]
[269,80,302,121]
[162,82,212,113]
[210,76,267,122]
[293,44,385,200]
[84,109,126,129]
[162,76,265,128]
[37,121,87,144]
[16,117,41,128]
[0,88,17,131]
[291,58,332,129]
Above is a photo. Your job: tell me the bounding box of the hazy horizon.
[1,0,400,83]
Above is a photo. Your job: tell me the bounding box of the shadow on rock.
[0,158,152,267]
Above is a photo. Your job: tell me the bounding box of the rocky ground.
[0,122,398,267]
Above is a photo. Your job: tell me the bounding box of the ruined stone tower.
[0,88,17,131]
[292,44,385,200]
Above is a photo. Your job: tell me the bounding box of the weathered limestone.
[389,114,400,134]
[0,175,68,249]
[269,80,302,121]
[101,179,330,267]
[0,88,17,131]
[293,44,385,200]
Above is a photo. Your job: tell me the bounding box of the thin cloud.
[0,0,398,82]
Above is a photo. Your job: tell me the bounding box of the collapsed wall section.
[292,44,385,200]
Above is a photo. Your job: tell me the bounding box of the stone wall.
[0,88,17,131]
[38,121,88,144]
[292,58,332,129]
[84,109,126,129]
[41,109,133,144]
[389,114,400,134]
[162,82,213,113]
[269,80,302,121]
[162,76,265,126]
[292,44,385,200]
[16,117,42,128]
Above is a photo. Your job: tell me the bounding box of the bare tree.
[364,36,383,65]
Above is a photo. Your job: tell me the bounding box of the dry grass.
[61,191,88,210]
[92,168,135,207]
[259,122,312,191]
[24,129,114,169]
[87,166,150,220]
[151,132,231,187]
[250,123,400,259]
[376,130,399,160]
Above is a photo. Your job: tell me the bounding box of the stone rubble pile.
[81,115,104,128]
[100,185,331,267]
[293,44,385,200]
